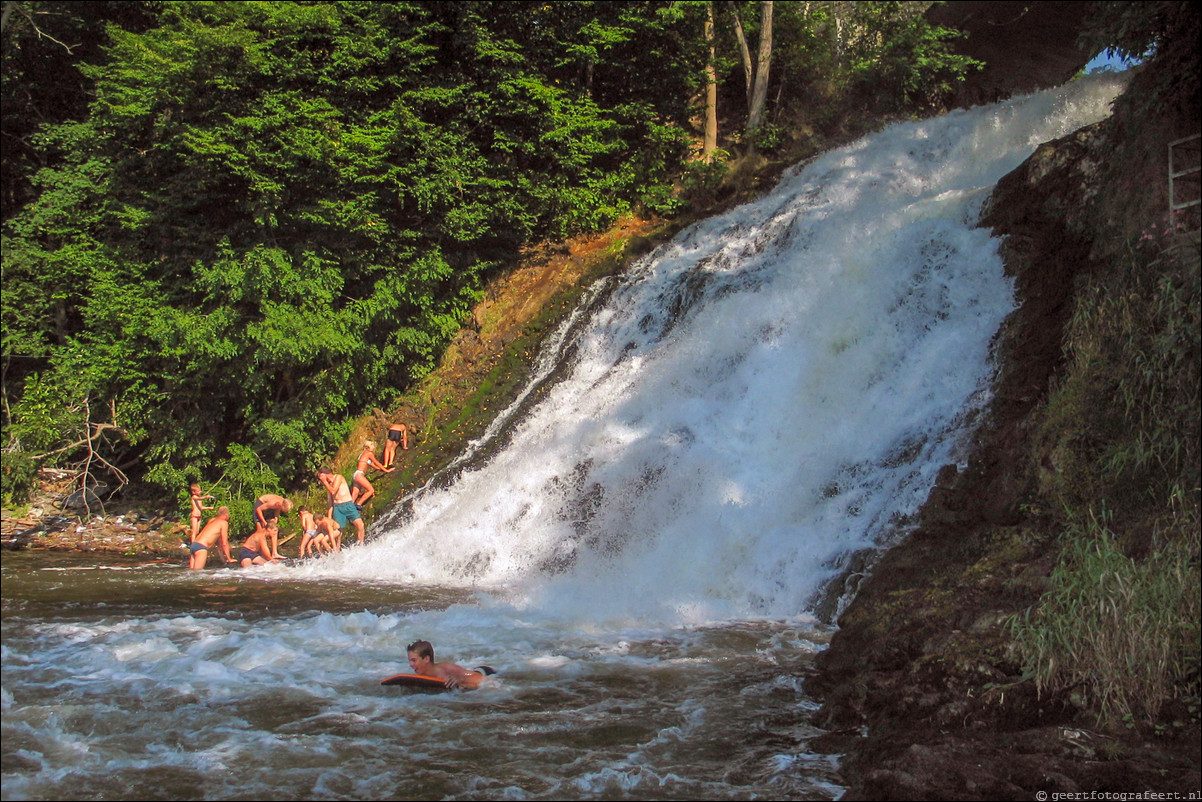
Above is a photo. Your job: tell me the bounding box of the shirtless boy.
[315,512,341,552]
[297,506,321,557]
[189,483,214,538]
[188,506,233,569]
[317,466,365,545]
[382,422,408,468]
[238,526,278,568]
[406,640,488,689]
[251,493,293,559]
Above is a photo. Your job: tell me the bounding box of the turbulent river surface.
[2,74,1124,801]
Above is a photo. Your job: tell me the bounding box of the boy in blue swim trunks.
[238,526,278,568]
[317,466,366,544]
[189,507,233,569]
[314,512,341,552]
[251,493,292,559]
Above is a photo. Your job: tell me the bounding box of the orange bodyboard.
[380,666,495,691]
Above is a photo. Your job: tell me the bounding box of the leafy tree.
[2,0,704,498]
[1,1,159,220]
[840,1,981,113]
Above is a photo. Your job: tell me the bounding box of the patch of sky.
[1085,49,1141,73]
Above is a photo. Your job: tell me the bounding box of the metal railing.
[1168,133,1200,213]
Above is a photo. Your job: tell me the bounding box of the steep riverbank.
[805,77,1201,799]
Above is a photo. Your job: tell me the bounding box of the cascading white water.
[298,73,1128,625]
[2,76,1129,802]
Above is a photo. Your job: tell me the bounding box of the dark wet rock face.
[805,87,1200,802]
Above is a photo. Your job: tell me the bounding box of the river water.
[1,74,1124,801]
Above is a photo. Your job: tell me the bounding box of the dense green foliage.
[1,0,160,218]
[2,0,983,504]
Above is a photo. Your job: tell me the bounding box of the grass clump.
[1035,231,1200,525]
[1010,510,1200,726]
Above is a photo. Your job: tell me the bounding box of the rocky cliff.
[805,34,1201,802]
[806,124,1199,799]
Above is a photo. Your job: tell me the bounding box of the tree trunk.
[729,2,753,108]
[746,1,773,140]
[703,2,718,162]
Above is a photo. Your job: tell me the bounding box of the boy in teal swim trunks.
[317,466,366,544]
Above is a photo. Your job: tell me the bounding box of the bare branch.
[28,394,129,516]
[3,1,82,53]
[32,421,125,461]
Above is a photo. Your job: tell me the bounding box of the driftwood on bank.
[24,397,129,518]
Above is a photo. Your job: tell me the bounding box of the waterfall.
[3,76,1131,802]
[300,74,1126,626]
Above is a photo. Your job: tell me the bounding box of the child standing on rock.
[189,483,215,538]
